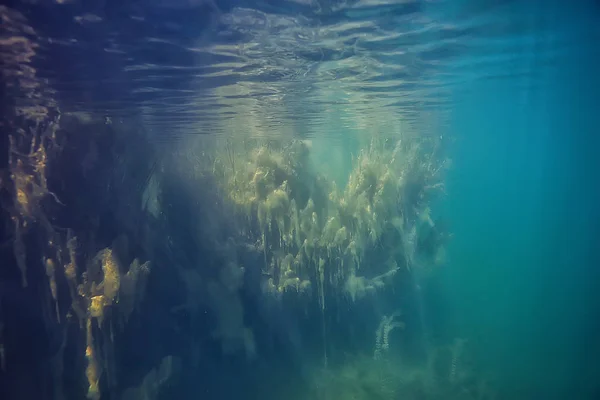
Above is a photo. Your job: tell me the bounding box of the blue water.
[442,3,600,396]
[1,0,599,399]
[21,0,587,136]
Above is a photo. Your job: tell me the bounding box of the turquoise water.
[442,5,600,396]
[1,1,599,399]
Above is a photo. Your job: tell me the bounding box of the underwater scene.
[1,0,599,399]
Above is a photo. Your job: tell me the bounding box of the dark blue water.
[1,1,599,399]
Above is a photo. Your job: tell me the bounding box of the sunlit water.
[2,0,588,138]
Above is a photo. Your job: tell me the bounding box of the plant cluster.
[211,136,448,306]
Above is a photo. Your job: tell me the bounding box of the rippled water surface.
[1,0,586,138]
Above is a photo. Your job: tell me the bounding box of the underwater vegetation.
[0,104,495,399]
[0,93,513,400]
[162,135,494,400]
[207,135,449,318]
[0,54,484,398]
[308,338,495,400]
[1,110,156,399]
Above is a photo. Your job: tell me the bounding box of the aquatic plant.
[1,104,159,400]
[0,88,451,399]
[374,310,406,360]
[210,135,448,304]
[176,133,450,372]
